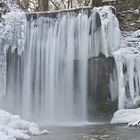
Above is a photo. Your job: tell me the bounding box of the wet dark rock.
[73,55,117,122]
[87,55,117,122]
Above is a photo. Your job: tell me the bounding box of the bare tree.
[17,0,49,11]
[50,0,59,10]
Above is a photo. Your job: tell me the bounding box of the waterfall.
[22,11,92,123]
[0,6,122,124]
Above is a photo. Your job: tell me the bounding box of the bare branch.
[50,0,59,10]
[61,0,66,9]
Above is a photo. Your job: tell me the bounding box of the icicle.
[113,53,126,109]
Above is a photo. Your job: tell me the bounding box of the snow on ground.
[0,110,49,140]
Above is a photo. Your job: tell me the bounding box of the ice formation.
[0,109,48,140]
[111,30,140,109]
[128,120,140,127]
[111,108,140,124]
[0,0,27,98]
[111,30,140,125]
[97,7,140,112]
[94,6,121,56]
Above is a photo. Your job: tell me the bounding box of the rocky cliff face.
[88,56,117,121]
[103,0,140,31]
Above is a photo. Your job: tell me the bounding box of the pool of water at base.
[26,124,140,140]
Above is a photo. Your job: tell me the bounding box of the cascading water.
[0,5,123,124]
[22,10,92,123]
[1,8,96,124]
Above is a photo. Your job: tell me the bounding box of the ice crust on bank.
[111,108,140,124]
[0,110,43,140]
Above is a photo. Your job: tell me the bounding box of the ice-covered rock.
[128,120,140,127]
[112,109,140,127]
[111,108,140,124]
[0,110,49,140]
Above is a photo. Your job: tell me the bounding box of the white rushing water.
[0,6,122,124]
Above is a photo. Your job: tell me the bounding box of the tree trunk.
[70,0,73,8]
[39,0,49,11]
[92,0,102,7]
[67,0,70,9]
